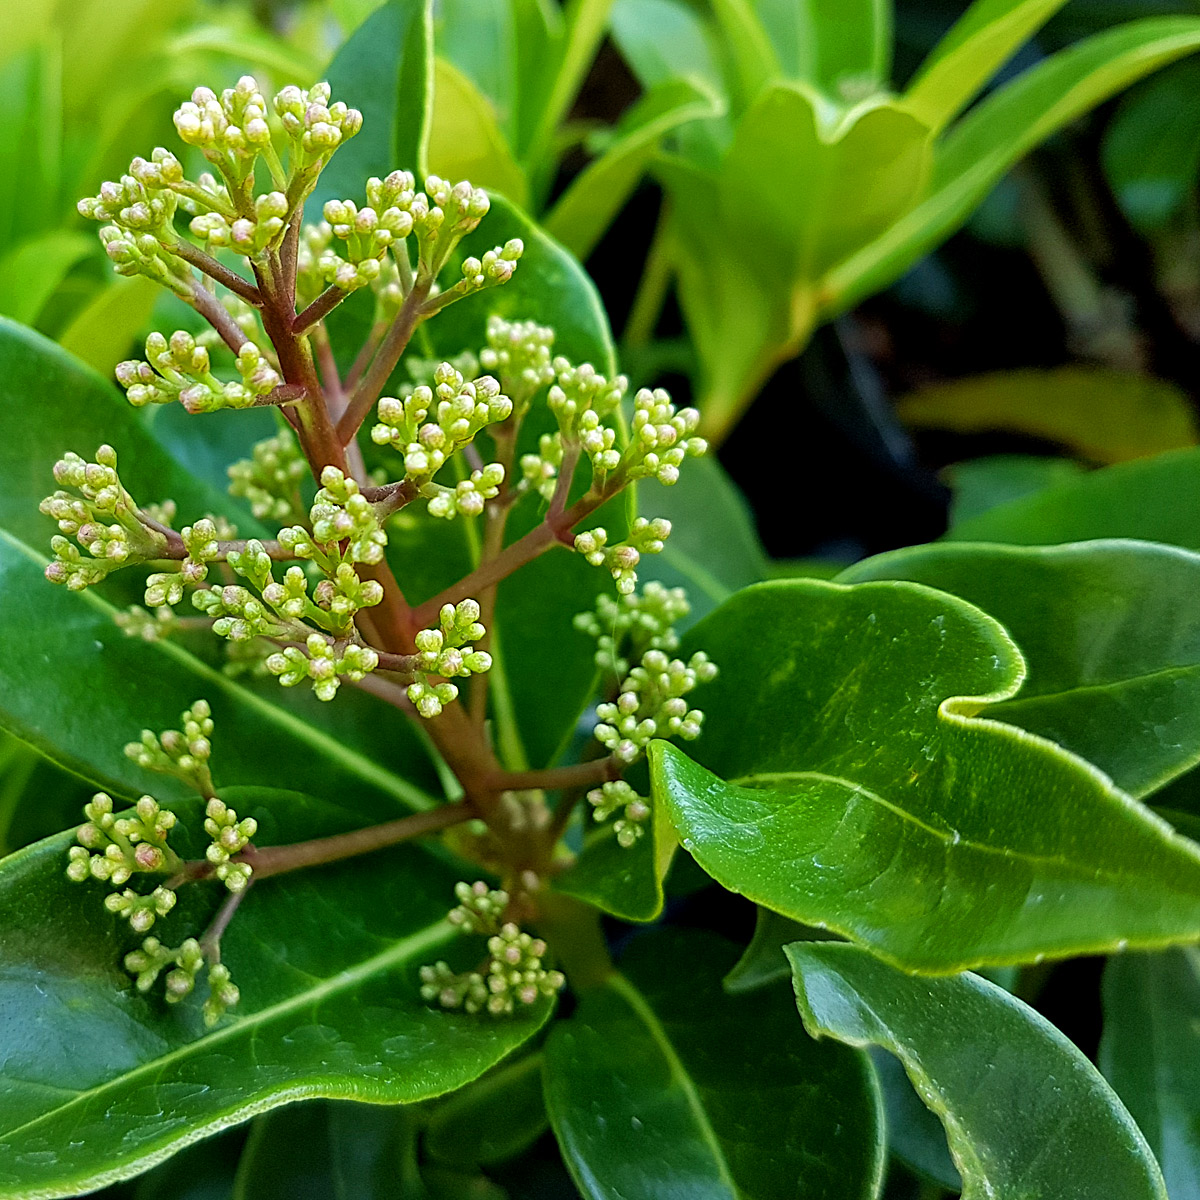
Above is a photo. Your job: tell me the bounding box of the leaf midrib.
[0,527,435,812]
[606,972,740,1198]
[0,918,455,1147]
[726,768,1200,883]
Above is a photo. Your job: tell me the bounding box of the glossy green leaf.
[311,0,433,214]
[233,1100,422,1200]
[57,276,160,375]
[1101,948,1200,1200]
[609,0,726,96]
[1103,60,1200,232]
[544,78,720,261]
[707,0,780,105]
[425,1051,548,1166]
[543,929,884,1200]
[947,446,1200,548]
[827,17,1200,312]
[652,579,1200,971]
[841,539,1200,797]
[944,455,1085,527]
[897,367,1198,464]
[427,57,528,208]
[869,1048,960,1191]
[905,0,1069,130]
[723,907,825,993]
[0,38,60,251]
[789,942,1168,1200]
[640,455,770,625]
[0,232,92,325]
[0,790,551,1198]
[554,798,675,922]
[435,0,519,139]
[788,0,893,95]
[0,317,440,815]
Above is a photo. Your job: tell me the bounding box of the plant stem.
[188,281,250,355]
[337,281,431,443]
[172,240,263,305]
[293,285,349,336]
[623,203,674,347]
[199,885,250,960]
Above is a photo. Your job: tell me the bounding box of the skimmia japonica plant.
[9,31,1200,1200]
[49,74,712,1024]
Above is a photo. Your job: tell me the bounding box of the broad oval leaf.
[947,446,1200,548]
[841,539,1200,798]
[0,318,440,816]
[789,942,1168,1200]
[944,454,1085,527]
[1100,948,1200,1200]
[542,929,884,1200]
[0,790,551,1198]
[652,579,1200,971]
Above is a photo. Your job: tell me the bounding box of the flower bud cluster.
[623,388,707,486]
[407,600,492,718]
[204,797,256,892]
[587,780,652,848]
[479,315,556,409]
[173,76,274,183]
[116,331,282,414]
[144,517,227,610]
[594,649,718,763]
[105,885,178,933]
[298,467,388,567]
[66,793,181,887]
[548,359,627,441]
[574,581,690,677]
[125,699,215,797]
[574,517,672,596]
[273,80,364,176]
[114,604,179,643]
[124,936,239,1026]
[428,240,524,311]
[227,432,308,524]
[423,463,505,519]
[265,634,380,703]
[448,881,509,933]
[190,191,289,256]
[323,178,415,289]
[41,446,167,590]
[410,175,492,274]
[78,159,180,235]
[519,433,564,502]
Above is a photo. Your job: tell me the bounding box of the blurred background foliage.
[8,0,1200,1195]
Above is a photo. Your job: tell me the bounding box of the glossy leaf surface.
[789,942,1168,1200]
[0,791,550,1198]
[0,318,439,815]
[841,539,1200,797]
[652,580,1200,971]
[1101,949,1200,1200]
[945,455,1084,528]
[543,929,884,1200]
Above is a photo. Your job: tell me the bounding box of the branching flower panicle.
[408,600,492,717]
[227,431,308,523]
[575,581,690,677]
[125,700,215,797]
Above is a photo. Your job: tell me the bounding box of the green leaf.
[904,0,1070,130]
[57,276,160,376]
[869,1047,961,1191]
[434,0,519,139]
[897,367,1198,465]
[1103,59,1200,232]
[0,317,439,816]
[1101,949,1200,1200]
[425,1051,548,1166]
[554,799,675,922]
[947,446,1200,548]
[233,1100,422,1200]
[544,78,720,261]
[723,906,826,993]
[827,17,1200,312]
[639,455,770,625]
[427,57,528,209]
[0,790,552,1198]
[609,0,726,96]
[311,0,433,214]
[787,0,893,96]
[789,942,1169,1200]
[542,929,884,1200]
[652,579,1200,971]
[944,455,1085,527]
[840,539,1200,798]
[0,232,92,326]
[0,38,61,251]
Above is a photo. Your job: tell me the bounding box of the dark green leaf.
[868,1048,960,1191]
[233,1100,422,1200]
[841,539,1200,797]
[311,0,433,213]
[789,942,1168,1200]
[723,907,828,993]
[0,317,439,816]
[425,1052,548,1166]
[944,455,1085,527]
[435,0,519,139]
[0,232,92,325]
[652,579,1200,971]
[543,929,884,1200]
[1101,949,1200,1200]
[947,446,1200,548]
[0,790,551,1198]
